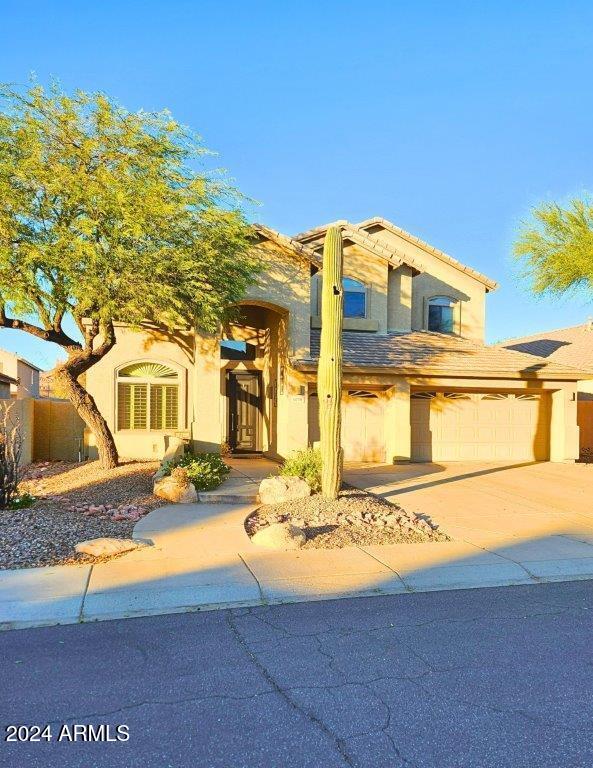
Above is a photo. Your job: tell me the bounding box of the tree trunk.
[56,365,119,469]
[318,226,344,500]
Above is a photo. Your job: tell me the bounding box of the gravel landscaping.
[1,460,162,569]
[245,485,449,548]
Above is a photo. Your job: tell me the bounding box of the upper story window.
[427,296,456,333]
[117,362,180,431]
[343,278,367,318]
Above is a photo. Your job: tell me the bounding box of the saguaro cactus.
[318,225,344,499]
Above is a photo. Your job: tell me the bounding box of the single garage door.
[308,390,386,462]
[411,391,550,462]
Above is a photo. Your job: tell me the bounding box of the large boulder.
[251,522,306,550]
[153,475,198,504]
[74,538,149,557]
[258,476,311,506]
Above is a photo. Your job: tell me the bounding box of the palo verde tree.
[318,225,344,499]
[0,83,259,468]
[514,196,593,296]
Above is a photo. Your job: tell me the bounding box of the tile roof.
[297,330,591,379]
[500,322,593,372]
[294,217,498,291]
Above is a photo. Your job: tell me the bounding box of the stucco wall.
[364,226,487,342]
[387,266,413,332]
[311,242,389,333]
[244,240,311,358]
[84,324,195,460]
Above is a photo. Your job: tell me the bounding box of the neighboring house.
[84,218,591,464]
[0,348,42,398]
[0,372,17,399]
[501,321,593,456]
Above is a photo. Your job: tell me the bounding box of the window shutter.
[164,385,179,429]
[150,384,163,430]
[117,383,132,430]
[131,384,148,429]
[149,384,179,430]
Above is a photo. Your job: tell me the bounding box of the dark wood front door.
[228,372,262,452]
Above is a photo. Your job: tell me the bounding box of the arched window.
[343,277,367,318]
[427,296,456,333]
[117,362,180,431]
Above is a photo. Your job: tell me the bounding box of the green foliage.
[514,197,593,296]
[0,81,260,337]
[7,492,35,510]
[280,448,322,493]
[164,452,230,491]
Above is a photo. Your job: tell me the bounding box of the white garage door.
[411,391,550,462]
[308,391,386,462]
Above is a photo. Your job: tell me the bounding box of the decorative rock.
[258,476,311,506]
[153,475,198,504]
[74,538,149,557]
[251,522,306,550]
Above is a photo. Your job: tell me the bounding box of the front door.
[228,371,262,453]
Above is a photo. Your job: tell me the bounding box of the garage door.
[411,391,550,462]
[308,390,386,462]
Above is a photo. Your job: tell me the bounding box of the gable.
[357,218,498,293]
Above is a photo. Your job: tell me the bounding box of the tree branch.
[0,303,80,348]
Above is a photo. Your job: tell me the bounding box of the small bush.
[164,452,230,492]
[7,492,35,510]
[280,448,322,493]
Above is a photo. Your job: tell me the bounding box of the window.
[427,296,456,333]
[220,339,256,361]
[117,362,180,431]
[343,278,366,318]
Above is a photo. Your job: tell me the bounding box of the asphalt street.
[1,581,593,768]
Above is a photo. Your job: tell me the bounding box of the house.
[500,321,593,456]
[0,372,17,399]
[84,218,591,464]
[0,348,42,398]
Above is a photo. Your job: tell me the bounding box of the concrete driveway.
[345,460,593,548]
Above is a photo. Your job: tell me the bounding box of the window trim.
[425,295,460,335]
[114,359,186,433]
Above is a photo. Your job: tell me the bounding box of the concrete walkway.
[3,460,593,630]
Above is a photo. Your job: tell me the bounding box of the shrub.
[8,493,35,510]
[164,452,230,492]
[280,448,322,493]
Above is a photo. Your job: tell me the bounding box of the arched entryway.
[221,300,289,457]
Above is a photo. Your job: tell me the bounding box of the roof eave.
[293,359,591,381]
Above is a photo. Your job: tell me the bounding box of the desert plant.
[164,452,230,492]
[318,226,344,499]
[0,404,23,508]
[279,448,322,493]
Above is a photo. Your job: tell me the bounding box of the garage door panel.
[411,391,550,462]
[309,392,386,463]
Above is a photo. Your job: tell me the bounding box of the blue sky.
[1,0,593,369]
